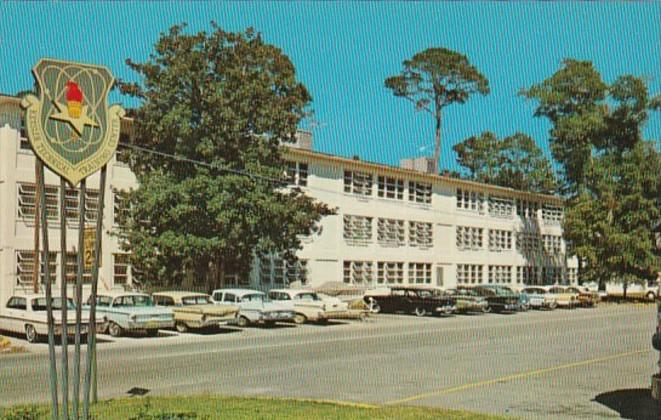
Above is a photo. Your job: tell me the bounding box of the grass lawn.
[2,395,510,419]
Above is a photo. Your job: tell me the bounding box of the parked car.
[211,288,295,327]
[443,288,490,313]
[463,285,520,313]
[565,286,600,307]
[88,292,174,337]
[267,289,349,324]
[520,287,558,310]
[542,286,579,309]
[152,291,239,332]
[0,294,99,343]
[363,286,456,317]
[605,279,659,301]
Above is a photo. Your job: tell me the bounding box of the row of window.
[17,183,99,223]
[343,171,433,204]
[259,257,308,285]
[457,264,570,285]
[456,188,562,223]
[342,261,432,285]
[516,233,563,254]
[15,250,129,285]
[343,215,433,248]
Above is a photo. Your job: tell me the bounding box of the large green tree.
[385,48,489,173]
[524,59,660,288]
[118,23,332,290]
[453,131,557,194]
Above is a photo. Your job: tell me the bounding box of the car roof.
[268,289,316,294]
[8,294,72,300]
[211,288,264,297]
[152,291,208,299]
[96,291,149,298]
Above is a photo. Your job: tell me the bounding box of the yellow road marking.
[386,348,650,405]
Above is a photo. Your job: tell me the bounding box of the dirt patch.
[0,336,26,354]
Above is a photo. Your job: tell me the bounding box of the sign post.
[22,58,124,420]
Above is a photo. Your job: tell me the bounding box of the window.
[259,258,271,285]
[113,190,130,226]
[541,266,563,285]
[567,268,578,284]
[343,215,373,243]
[65,252,92,284]
[456,189,484,212]
[115,134,131,165]
[19,116,30,150]
[516,199,539,219]
[377,176,404,200]
[377,218,405,246]
[344,170,372,196]
[518,266,540,285]
[377,262,404,284]
[153,295,175,306]
[260,257,307,285]
[409,221,433,248]
[7,297,27,310]
[408,263,432,284]
[285,260,308,285]
[516,232,542,253]
[223,293,237,303]
[542,235,562,254]
[273,258,285,285]
[16,250,57,284]
[456,226,483,250]
[113,254,130,285]
[542,204,563,224]
[488,195,514,218]
[343,261,374,285]
[17,183,58,220]
[488,265,512,284]
[84,189,99,223]
[96,296,112,307]
[488,229,512,252]
[408,181,432,204]
[457,264,483,284]
[284,161,308,187]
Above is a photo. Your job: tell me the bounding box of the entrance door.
[436,267,444,287]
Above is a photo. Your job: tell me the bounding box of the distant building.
[0,93,578,305]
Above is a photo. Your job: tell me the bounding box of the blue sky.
[1,2,659,172]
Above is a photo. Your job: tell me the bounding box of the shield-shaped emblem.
[21,58,125,185]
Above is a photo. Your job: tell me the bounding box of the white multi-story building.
[0,93,577,305]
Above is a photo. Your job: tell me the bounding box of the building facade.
[1,93,577,305]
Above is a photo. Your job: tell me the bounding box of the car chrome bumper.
[435,305,457,314]
[126,320,174,330]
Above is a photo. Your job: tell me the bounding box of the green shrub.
[1,406,47,420]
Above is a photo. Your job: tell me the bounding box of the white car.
[0,294,97,343]
[211,288,295,327]
[520,287,558,310]
[267,289,350,324]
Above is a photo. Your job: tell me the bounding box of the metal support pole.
[72,179,86,419]
[83,166,106,417]
[38,161,59,420]
[60,178,69,419]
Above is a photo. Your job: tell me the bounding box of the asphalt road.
[1,305,659,419]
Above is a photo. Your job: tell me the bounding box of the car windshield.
[182,295,211,305]
[241,293,265,303]
[115,295,153,307]
[493,288,513,296]
[32,297,75,311]
[294,293,319,301]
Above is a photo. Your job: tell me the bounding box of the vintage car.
[542,286,579,309]
[463,285,520,313]
[211,288,295,327]
[88,292,174,337]
[520,287,558,310]
[0,294,99,343]
[267,289,350,324]
[363,286,456,317]
[152,291,239,332]
[443,288,490,313]
[565,286,600,307]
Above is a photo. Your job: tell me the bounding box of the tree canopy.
[385,47,489,173]
[118,23,332,290]
[453,131,557,194]
[524,59,661,286]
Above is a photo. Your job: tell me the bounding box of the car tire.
[646,292,656,301]
[368,298,381,314]
[482,306,492,314]
[108,322,123,338]
[175,322,189,333]
[293,314,307,325]
[548,301,558,310]
[237,316,250,328]
[414,306,427,317]
[25,324,39,343]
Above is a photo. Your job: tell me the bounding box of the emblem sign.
[21,58,125,185]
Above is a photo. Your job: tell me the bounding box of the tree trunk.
[433,109,442,174]
[215,258,225,290]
